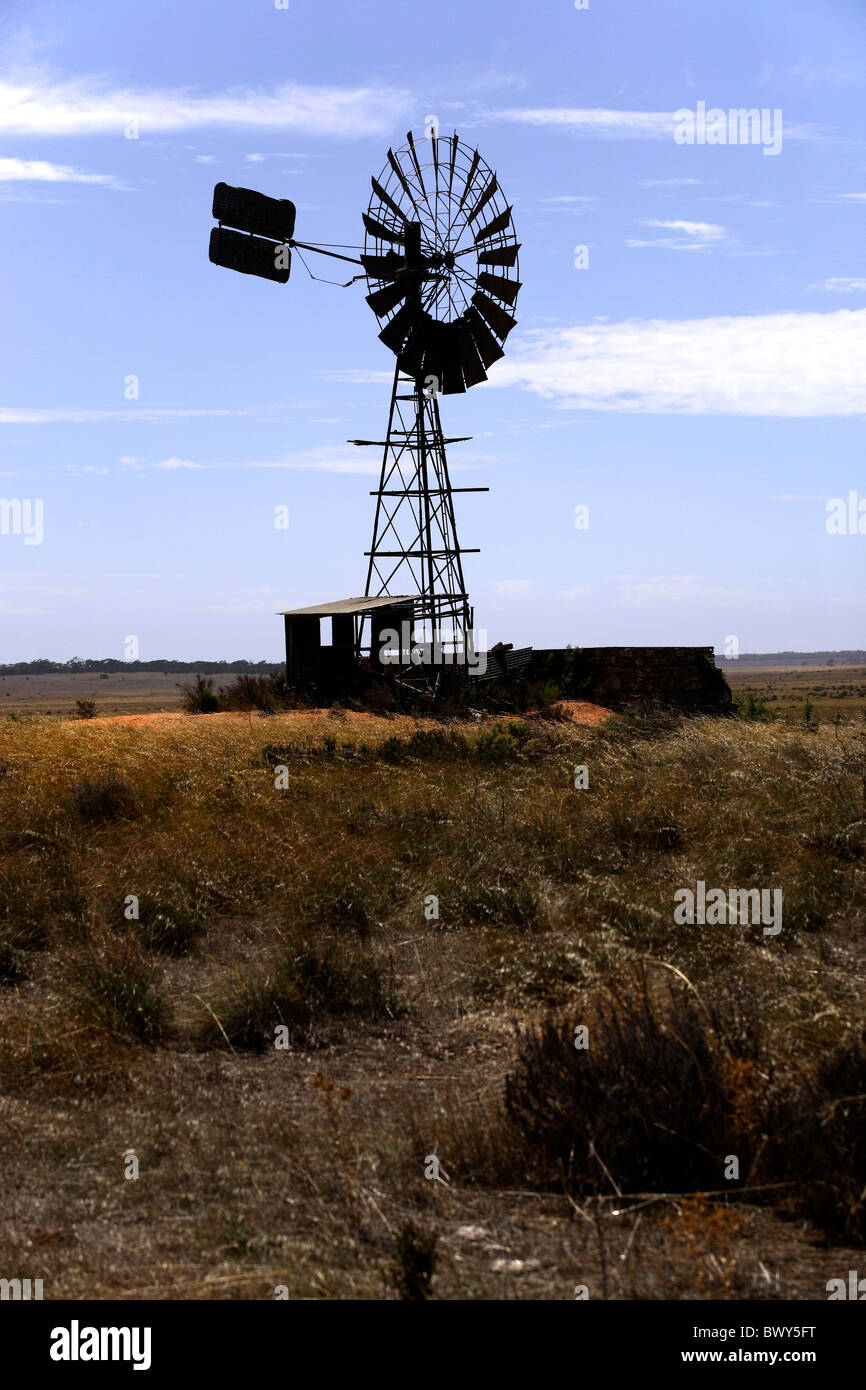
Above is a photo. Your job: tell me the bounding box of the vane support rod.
[290,239,364,267]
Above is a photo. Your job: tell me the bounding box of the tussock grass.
[195,933,403,1052]
[67,930,168,1043]
[70,771,141,822]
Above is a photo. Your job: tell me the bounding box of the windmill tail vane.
[208,130,521,684]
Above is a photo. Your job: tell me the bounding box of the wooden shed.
[278,595,419,685]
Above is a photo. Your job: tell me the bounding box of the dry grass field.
[3,660,865,723]
[0,703,864,1299]
[723,663,866,722]
[0,670,235,717]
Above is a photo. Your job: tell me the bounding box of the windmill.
[209,130,521,684]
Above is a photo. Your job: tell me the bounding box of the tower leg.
[362,368,475,676]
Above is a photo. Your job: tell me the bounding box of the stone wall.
[533,646,732,712]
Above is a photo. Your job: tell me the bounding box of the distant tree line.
[717,651,866,666]
[0,658,284,675]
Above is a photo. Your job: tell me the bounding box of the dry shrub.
[768,1033,866,1243]
[661,1196,748,1298]
[500,969,764,1195]
[437,970,866,1245]
[389,1221,437,1300]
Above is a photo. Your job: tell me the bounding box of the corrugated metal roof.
[278,595,419,617]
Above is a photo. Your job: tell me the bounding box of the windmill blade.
[466,305,505,369]
[387,147,422,217]
[417,321,464,395]
[431,134,439,189]
[466,174,498,225]
[457,149,481,211]
[398,326,430,380]
[417,348,442,391]
[477,271,521,307]
[438,323,472,394]
[478,242,521,268]
[397,314,435,378]
[448,133,459,194]
[371,177,408,225]
[360,251,404,281]
[366,279,409,318]
[472,290,517,341]
[473,206,513,245]
[439,357,466,395]
[378,299,421,352]
[454,321,488,388]
[406,131,427,199]
[363,211,407,245]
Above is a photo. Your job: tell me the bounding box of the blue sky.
[0,0,864,662]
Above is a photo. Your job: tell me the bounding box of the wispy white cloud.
[489,307,866,416]
[493,105,822,143]
[810,276,866,293]
[787,61,862,86]
[0,71,411,137]
[698,193,776,210]
[0,600,48,614]
[493,107,677,138]
[0,407,259,424]
[492,579,533,597]
[640,177,704,187]
[533,193,598,216]
[628,218,728,251]
[319,369,393,385]
[0,156,125,186]
[137,447,379,475]
[615,574,778,605]
[206,593,287,614]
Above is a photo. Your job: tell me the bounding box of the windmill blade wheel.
[363,131,520,394]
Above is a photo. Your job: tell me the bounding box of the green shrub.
[733,692,776,722]
[181,675,220,714]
